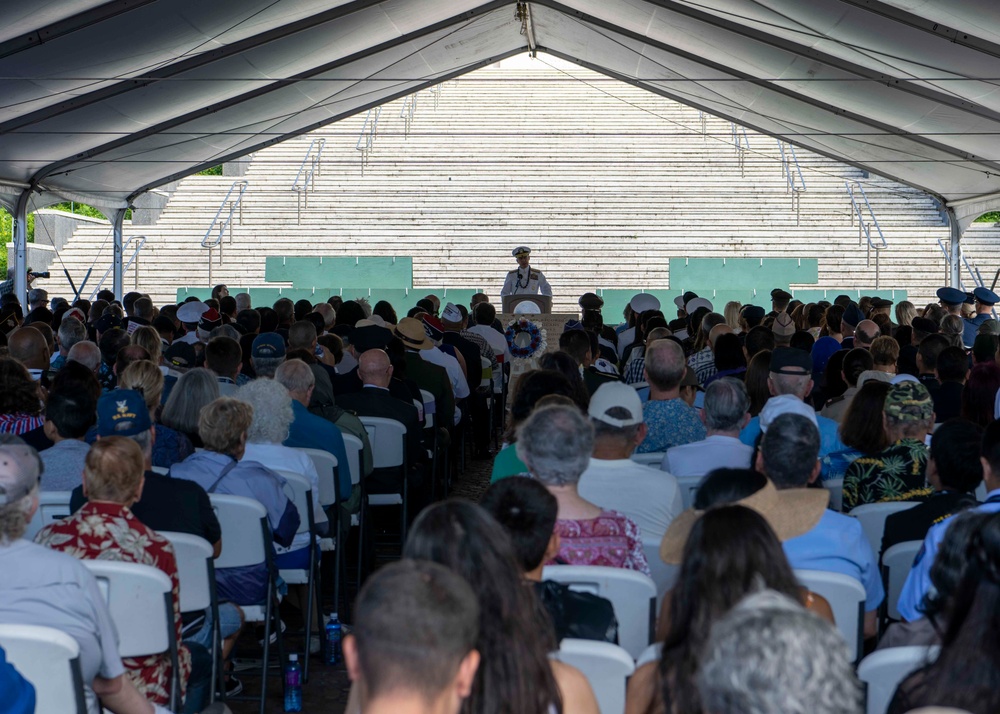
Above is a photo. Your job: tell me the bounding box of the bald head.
[68,341,102,372]
[8,327,49,370]
[358,349,392,388]
[708,323,733,350]
[855,320,881,348]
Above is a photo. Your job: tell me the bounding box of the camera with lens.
[28,271,50,279]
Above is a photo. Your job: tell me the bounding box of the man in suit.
[394,317,456,429]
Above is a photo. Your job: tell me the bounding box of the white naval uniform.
[501,266,553,297]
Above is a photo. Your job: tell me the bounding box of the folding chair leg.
[259,585,273,714]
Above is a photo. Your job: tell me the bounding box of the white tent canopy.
[4,0,1000,296]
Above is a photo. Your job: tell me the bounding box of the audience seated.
[843,381,934,510]
[637,339,706,453]
[394,317,457,428]
[204,336,243,396]
[961,361,1000,427]
[577,381,682,543]
[39,384,96,490]
[890,512,1000,714]
[160,368,221,449]
[933,346,968,423]
[0,358,45,435]
[403,500,600,714]
[117,360,194,468]
[517,403,650,576]
[630,504,831,714]
[882,419,982,556]
[821,380,890,482]
[481,477,619,644]
[758,413,884,636]
[697,590,862,714]
[171,397,300,605]
[819,348,873,422]
[663,378,754,479]
[344,560,481,714]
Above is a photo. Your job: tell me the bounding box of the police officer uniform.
[501,246,552,297]
[936,286,967,314]
[963,286,999,348]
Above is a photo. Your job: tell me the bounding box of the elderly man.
[0,443,160,714]
[500,246,552,298]
[854,319,881,349]
[577,382,682,544]
[344,560,481,714]
[759,413,883,637]
[842,381,934,510]
[739,348,845,463]
[52,316,88,370]
[7,326,50,382]
[663,378,754,479]
[37,437,197,708]
[636,338,706,453]
[393,317,457,428]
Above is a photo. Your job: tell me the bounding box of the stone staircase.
[37,54,999,311]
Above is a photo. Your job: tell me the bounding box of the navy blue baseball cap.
[97,389,151,437]
[842,303,865,328]
[251,332,286,360]
[974,287,1000,306]
[936,286,967,306]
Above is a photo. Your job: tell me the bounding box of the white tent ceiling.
[2,0,1000,231]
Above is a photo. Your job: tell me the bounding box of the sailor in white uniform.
[500,246,553,298]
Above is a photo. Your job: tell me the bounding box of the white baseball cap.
[759,395,818,433]
[588,381,644,427]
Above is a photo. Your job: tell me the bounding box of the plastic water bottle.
[325,612,342,665]
[283,654,302,712]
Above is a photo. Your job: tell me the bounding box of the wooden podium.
[502,294,553,314]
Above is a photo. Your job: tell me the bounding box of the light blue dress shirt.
[896,488,1000,621]
[740,404,847,479]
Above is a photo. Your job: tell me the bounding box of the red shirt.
[36,501,191,705]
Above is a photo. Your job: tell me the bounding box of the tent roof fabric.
[3,0,1000,230]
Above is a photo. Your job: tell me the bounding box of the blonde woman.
[723,301,743,333]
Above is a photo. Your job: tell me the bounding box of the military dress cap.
[842,303,865,328]
[871,297,894,309]
[685,297,713,314]
[911,317,939,335]
[965,292,976,305]
[936,286,967,306]
[741,305,765,322]
[673,291,698,310]
[770,288,793,301]
[512,246,531,257]
[578,292,604,310]
[771,312,796,338]
[974,286,1000,306]
[164,342,196,369]
[176,300,209,324]
[630,293,661,313]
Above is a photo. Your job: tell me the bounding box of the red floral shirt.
[36,501,191,705]
[550,509,651,577]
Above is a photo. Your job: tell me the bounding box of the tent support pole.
[112,208,125,301]
[12,189,30,311]
[947,207,961,288]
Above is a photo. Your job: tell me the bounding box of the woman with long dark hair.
[627,504,820,714]
[404,500,600,714]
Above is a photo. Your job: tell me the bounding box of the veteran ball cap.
[422,314,445,341]
[441,303,463,324]
[0,445,41,506]
[97,389,152,437]
[974,287,1000,306]
[842,303,865,328]
[251,332,286,360]
[164,341,196,369]
[936,287,967,307]
[512,246,531,257]
[884,381,933,423]
[911,316,939,335]
[770,346,813,375]
[198,307,222,331]
[95,313,123,333]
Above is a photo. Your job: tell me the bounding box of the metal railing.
[400,92,418,137]
[430,84,441,109]
[846,180,887,287]
[731,123,750,176]
[779,141,807,223]
[291,137,325,222]
[699,111,707,141]
[356,106,382,175]
[936,237,985,292]
[201,180,249,285]
[88,235,148,299]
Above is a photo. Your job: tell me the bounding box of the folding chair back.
[824,478,844,512]
[276,470,316,540]
[160,531,214,613]
[629,452,665,467]
[552,639,634,714]
[294,447,339,508]
[359,416,407,469]
[342,434,363,487]
[642,540,678,607]
[420,388,436,418]
[676,474,703,509]
[0,623,87,714]
[858,646,939,714]
[25,490,73,540]
[209,494,269,570]
[850,502,919,555]
[795,568,866,663]
[151,465,170,475]
[543,564,657,659]
[882,540,922,622]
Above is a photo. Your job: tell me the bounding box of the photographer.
[0,267,48,299]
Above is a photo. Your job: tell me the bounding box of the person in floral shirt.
[843,380,935,511]
[35,436,193,709]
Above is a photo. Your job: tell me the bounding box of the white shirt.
[468,323,512,363]
[662,434,754,479]
[577,457,683,543]
[421,346,471,399]
[172,331,200,346]
[501,266,552,297]
[617,326,637,358]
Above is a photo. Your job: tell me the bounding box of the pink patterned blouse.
[550,509,651,577]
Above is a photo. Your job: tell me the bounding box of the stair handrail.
[845,181,887,251]
[400,92,418,137]
[291,138,325,222]
[201,180,248,285]
[88,235,148,300]
[731,122,750,176]
[779,141,806,194]
[356,106,382,174]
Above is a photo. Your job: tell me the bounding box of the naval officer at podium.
[501,246,553,297]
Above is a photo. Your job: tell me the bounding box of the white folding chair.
[823,478,844,513]
[849,502,919,556]
[0,624,87,714]
[642,539,678,608]
[630,452,665,467]
[676,474,704,509]
[551,639,634,714]
[881,540,922,623]
[795,569,867,663]
[210,493,282,714]
[161,531,220,703]
[635,642,662,668]
[292,447,343,622]
[275,470,321,680]
[543,565,657,659]
[420,388,443,497]
[857,646,939,714]
[25,490,73,540]
[359,416,409,541]
[83,560,181,711]
[151,465,170,475]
